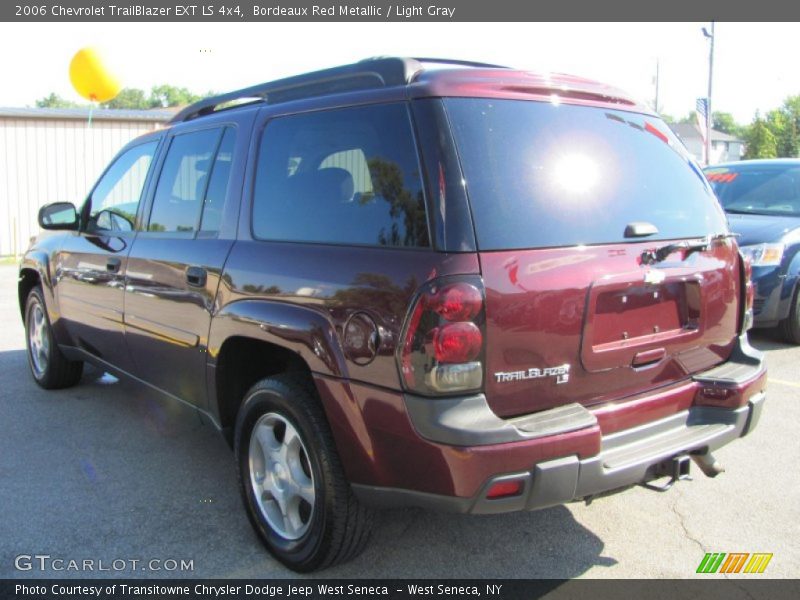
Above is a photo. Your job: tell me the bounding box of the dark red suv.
[20,58,766,572]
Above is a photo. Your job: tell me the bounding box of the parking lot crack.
[669,488,707,554]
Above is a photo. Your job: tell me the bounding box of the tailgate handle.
[632,348,666,367]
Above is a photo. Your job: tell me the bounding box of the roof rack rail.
[170,57,420,124]
[170,57,509,124]
[411,57,510,69]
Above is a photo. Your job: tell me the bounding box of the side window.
[200,128,236,232]
[87,141,158,232]
[148,128,222,233]
[252,103,429,248]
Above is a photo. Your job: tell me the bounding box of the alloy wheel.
[248,412,316,540]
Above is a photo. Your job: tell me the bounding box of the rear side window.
[252,103,429,248]
[149,128,233,233]
[445,98,727,250]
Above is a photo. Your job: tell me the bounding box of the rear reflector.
[486,479,524,499]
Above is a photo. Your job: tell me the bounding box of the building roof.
[0,107,176,122]
[669,122,742,143]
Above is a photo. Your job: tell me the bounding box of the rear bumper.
[353,394,764,514]
[350,335,767,513]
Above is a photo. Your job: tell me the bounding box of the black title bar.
[4,579,800,600]
[4,0,800,22]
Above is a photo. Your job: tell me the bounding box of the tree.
[712,112,743,137]
[148,84,203,108]
[743,115,778,159]
[775,95,800,157]
[35,93,84,109]
[101,88,149,110]
[35,85,212,111]
[765,108,796,158]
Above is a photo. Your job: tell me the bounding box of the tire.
[234,373,373,572]
[24,285,83,389]
[778,286,800,344]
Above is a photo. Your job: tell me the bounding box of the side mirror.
[38,202,79,230]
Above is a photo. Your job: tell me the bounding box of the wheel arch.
[208,299,350,444]
[18,250,58,320]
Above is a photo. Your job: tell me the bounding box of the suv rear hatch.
[445,98,742,418]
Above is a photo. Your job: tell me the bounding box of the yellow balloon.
[69,47,121,103]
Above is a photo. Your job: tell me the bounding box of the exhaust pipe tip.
[692,452,725,478]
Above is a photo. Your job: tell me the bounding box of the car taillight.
[399,278,485,395]
[741,251,754,331]
[432,322,482,363]
[433,283,483,321]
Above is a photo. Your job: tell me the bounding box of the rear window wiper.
[641,233,738,265]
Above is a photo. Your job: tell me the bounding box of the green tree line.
[35,85,213,110]
[662,95,800,160]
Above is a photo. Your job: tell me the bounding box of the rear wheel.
[234,373,373,572]
[778,286,800,344]
[24,285,83,389]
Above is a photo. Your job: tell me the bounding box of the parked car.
[705,159,800,343]
[20,58,766,572]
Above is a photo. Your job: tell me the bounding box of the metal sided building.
[0,107,174,257]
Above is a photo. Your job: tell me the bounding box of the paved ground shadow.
[0,347,614,579]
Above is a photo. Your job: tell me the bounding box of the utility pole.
[653,58,660,113]
[704,22,715,166]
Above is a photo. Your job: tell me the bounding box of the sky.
[1,22,798,124]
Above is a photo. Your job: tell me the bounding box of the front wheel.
[24,285,83,389]
[234,373,373,572]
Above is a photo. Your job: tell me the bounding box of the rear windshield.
[705,164,800,217]
[444,98,727,250]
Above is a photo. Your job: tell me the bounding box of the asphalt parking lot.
[1,263,798,579]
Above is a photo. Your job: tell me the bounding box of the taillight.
[434,283,483,321]
[399,277,485,395]
[433,322,482,363]
[741,251,754,331]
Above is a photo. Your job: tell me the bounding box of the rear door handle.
[106,257,122,273]
[186,266,207,288]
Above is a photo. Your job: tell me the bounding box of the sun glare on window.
[551,153,600,194]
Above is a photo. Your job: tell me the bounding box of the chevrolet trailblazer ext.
[20,58,766,571]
